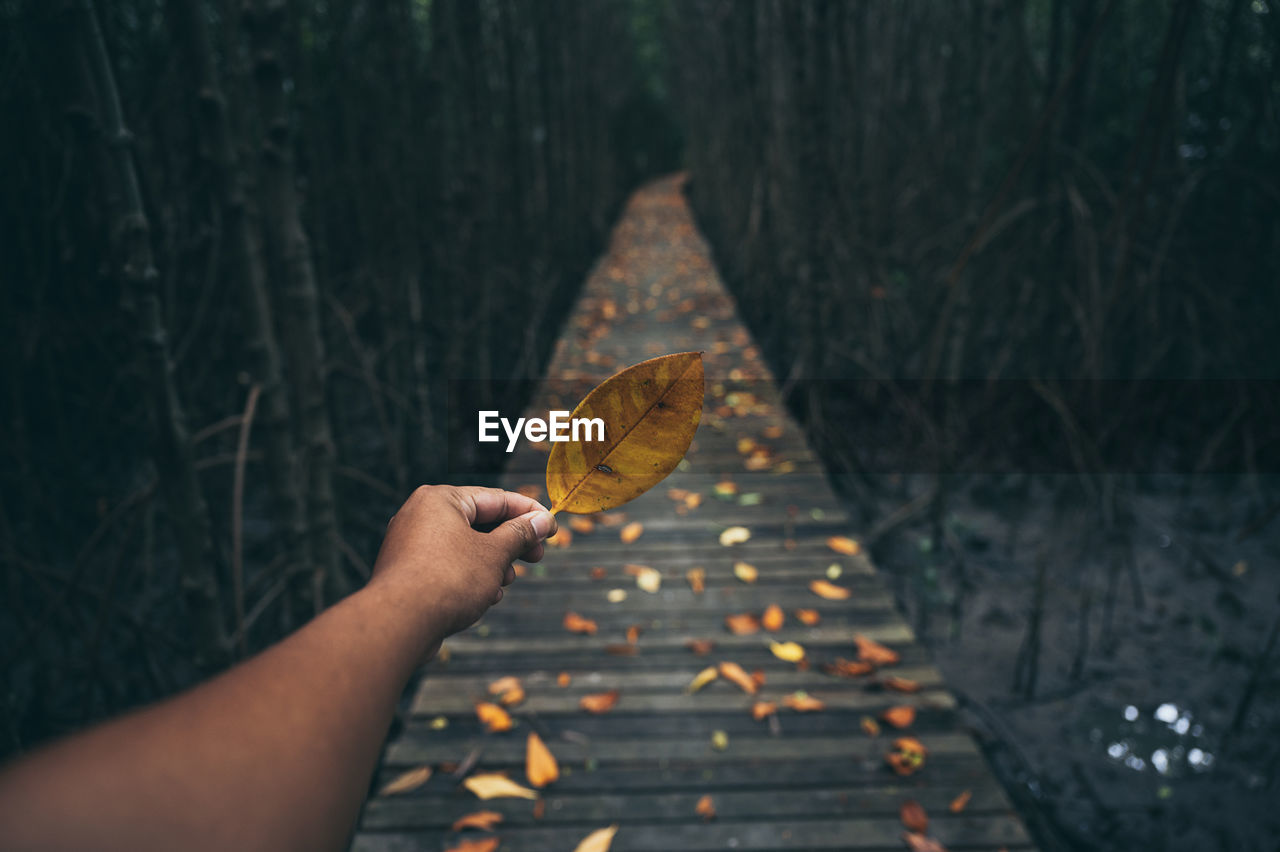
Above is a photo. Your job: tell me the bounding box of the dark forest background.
[2,1,1278,848]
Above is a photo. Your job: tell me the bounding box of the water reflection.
[1088,701,1214,777]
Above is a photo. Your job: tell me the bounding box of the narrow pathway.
[353,175,1036,851]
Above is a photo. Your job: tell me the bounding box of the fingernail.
[530,511,555,539]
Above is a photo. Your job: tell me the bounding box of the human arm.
[0,485,555,852]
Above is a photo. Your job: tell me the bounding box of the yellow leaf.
[860,715,881,737]
[761,604,784,631]
[572,824,619,852]
[710,730,729,750]
[451,811,503,831]
[526,731,560,788]
[733,561,758,583]
[713,480,738,497]
[546,352,704,514]
[826,535,860,555]
[378,765,432,796]
[769,641,806,663]
[719,526,751,546]
[619,521,645,543]
[687,567,706,594]
[629,564,661,593]
[475,702,513,733]
[687,666,719,693]
[462,773,539,800]
[809,579,851,600]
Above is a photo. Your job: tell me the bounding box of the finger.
[453,486,547,527]
[502,563,516,586]
[487,509,555,563]
[492,586,505,605]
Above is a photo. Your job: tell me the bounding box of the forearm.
[0,577,439,852]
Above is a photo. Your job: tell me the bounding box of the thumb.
[489,509,556,562]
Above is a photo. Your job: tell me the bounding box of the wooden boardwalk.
[352,176,1035,851]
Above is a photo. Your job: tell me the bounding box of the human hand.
[371,485,556,642]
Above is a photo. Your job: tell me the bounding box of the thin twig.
[232,383,262,657]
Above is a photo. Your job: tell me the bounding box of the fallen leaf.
[901,832,948,852]
[597,512,626,527]
[685,492,702,509]
[900,799,928,833]
[606,588,627,603]
[881,706,917,729]
[546,352,703,515]
[686,638,716,655]
[667,488,690,501]
[589,566,608,580]
[568,517,596,534]
[949,790,972,813]
[463,773,539,800]
[687,666,719,693]
[619,521,645,544]
[737,437,757,455]
[546,527,573,548]
[563,612,599,635]
[761,604,784,631]
[451,811,503,831]
[526,731,560,788]
[885,737,928,776]
[882,676,921,693]
[603,644,638,656]
[751,701,777,721]
[498,684,525,706]
[687,567,706,594]
[826,535,860,555]
[854,634,901,666]
[782,691,825,712]
[571,824,619,852]
[861,716,881,737]
[750,668,767,689]
[718,661,758,694]
[719,526,751,546]
[769,641,806,663]
[724,613,760,635]
[695,794,717,820]
[810,579,852,600]
[626,564,661,593]
[713,480,738,497]
[532,799,546,820]
[488,676,521,696]
[823,658,874,678]
[710,730,729,750]
[475,703,513,734]
[733,561,758,583]
[626,624,641,645]
[443,838,500,852]
[579,690,620,714]
[557,672,572,687]
[794,608,821,625]
[378,765,432,796]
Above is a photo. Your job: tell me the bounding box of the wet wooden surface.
[351,175,1036,851]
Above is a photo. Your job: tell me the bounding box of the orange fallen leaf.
[547,527,573,548]
[687,567,706,594]
[724,613,760,635]
[881,706,916,729]
[717,661,758,694]
[597,512,626,527]
[810,579,852,600]
[498,684,525,706]
[823,658,875,678]
[733,561,758,583]
[684,492,702,509]
[713,480,738,497]
[546,352,703,515]
[475,702,513,734]
[571,824,619,852]
[751,701,777,721]
[826,535,860,555]
[563,612,599,635]
[526,731,560,788]
[794,608,821,625]
[854,634,901,666]
[750,668,767,689]
[882,676,921,693]
[603,643,638,656]
[626,624,642,645]
[463,773,539,800]
[378,765,432,795]
[949,789,972,813]
[900,799,929,833]
[667,488,690,501]
[451,811,503,831]
[782,691,825,712]
[488,676,521,696]
[761,604,784,631]
[619,521,644,544]
[686,638,716,655]
[695,794,716,820]
[579,690,620,714]
[589,567,607,580]
[557,671,572,687]
[568,517,595,534]
[443,838,500,852]
[769,641,806,663]
[861,716,882,737]
[885,737,928,776]
[532,799,546,820]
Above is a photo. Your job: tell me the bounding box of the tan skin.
[0,485,556,852]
